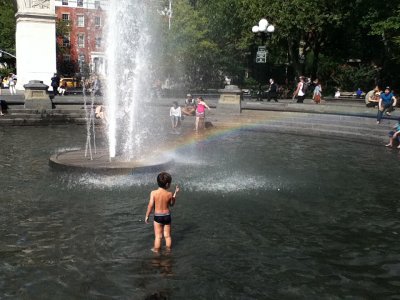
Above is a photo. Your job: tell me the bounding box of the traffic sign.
[256,49,267,63]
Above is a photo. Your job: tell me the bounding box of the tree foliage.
[2,0,400,91]
[160,0,220,89]
[0,0,16,69]
[160,0,400,91]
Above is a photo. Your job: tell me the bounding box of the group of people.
[169,94,210,132]
[292,76,322,104]
[362,85,400,147]
[50,73,68,96]
[0,74,17,95]
[364,85,397,124]
[255,76,323,104]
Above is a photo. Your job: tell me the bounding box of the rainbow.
[160,113,287,153]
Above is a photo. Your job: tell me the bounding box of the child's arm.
[170,186,180,206]
[145,192,155,224]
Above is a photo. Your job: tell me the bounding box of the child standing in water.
[195,96,210,132]
[145,172,180,252]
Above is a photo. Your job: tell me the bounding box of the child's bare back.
[145,172,179,252]
[151,188,174,214]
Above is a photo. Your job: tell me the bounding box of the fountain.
[7,1,397,298]
[4,124,400,298]
[50,0,172,173]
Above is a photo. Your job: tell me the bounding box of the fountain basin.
[49,149,173,174]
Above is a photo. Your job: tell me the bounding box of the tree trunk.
[287,39,302,78]
[311,43,320,80]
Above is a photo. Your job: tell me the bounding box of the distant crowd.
[0,73,17,96]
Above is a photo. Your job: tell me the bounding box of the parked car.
[60,77,81,89]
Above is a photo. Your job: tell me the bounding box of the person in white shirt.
[293,76,307,103]
[8,74,16,95]
[169,101,182,129]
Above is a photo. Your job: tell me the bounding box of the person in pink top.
[195,96,210,132]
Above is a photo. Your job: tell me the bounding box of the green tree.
[0,0,16,70]
[56,19,74,76]
[161,0,220,89]
[367,1,400,85]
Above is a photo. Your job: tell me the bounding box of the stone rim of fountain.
[49,149,173,174]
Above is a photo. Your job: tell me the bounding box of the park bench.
[339,91,365,99]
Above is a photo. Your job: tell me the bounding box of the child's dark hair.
[157,172,172,188]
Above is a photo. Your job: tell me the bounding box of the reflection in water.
[150,252,173,277]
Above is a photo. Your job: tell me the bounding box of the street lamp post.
[252,18,275,39]
[251,18,275,93]
[252,18,275,63]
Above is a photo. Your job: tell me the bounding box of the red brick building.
[55,0,107,77]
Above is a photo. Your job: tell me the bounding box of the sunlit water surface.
[1,126,400,299]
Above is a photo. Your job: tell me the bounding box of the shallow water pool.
[0,126,399,299]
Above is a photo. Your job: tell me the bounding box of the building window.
[94,16,101,26]
[77,0,83,7]
[62,34,70,47]
[95,37,102,48]
[62,14,69,21]
[78,33,85,48]
[77,15,85,27]
[94,1,100,9]
[63,54,71,62]
[62,0,68,5]
[78,54,85,71]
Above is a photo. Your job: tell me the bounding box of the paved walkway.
[0,92,396,145]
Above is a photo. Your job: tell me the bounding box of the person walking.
[377,86,397,124]
[293,76,307,103]
[267,78,278,102]
[51,73,60,97]
[312,79,322,104]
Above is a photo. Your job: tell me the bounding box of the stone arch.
[13,0,56,90]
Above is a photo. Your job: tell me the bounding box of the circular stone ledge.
[49,149,173,174]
